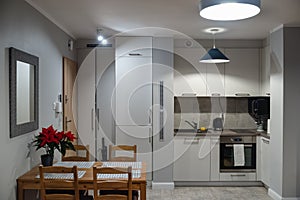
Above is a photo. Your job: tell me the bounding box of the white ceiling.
[26,0,300,40]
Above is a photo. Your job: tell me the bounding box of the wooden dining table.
[17,161,147,200]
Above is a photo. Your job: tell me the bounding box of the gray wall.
[282,27,300,197]
[269,26,300,198]
[0,0,76,199]
[269,26,284,197]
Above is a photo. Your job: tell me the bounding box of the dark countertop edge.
[174,129,269,138]
[260,132,270,139]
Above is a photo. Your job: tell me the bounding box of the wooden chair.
[109,145,137,162]
[93,166,132,200]
[62,145,90,161]
[39,165,80,200]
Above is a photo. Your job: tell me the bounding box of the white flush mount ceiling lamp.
[199,0,261,21]
[200,28,230,64]
[97,28,107,44]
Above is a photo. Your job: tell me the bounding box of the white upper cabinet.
[115,56,152,125]
[224,48,260,96]
[116,36,152,57]
[261,46,270,95]
[115,37,152,126]
[174,48,207,96]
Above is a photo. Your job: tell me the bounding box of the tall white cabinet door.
[116,125,152,180]
[174,48,207,96]
[96,48,115,160]
[77,49,95,160]
[173,137,211,181]
[224,48,260,96]
[115,56,152,126]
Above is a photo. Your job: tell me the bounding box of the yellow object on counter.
[200,127,206,131]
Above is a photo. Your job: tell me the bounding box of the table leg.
[17,181,24,200]
[140,182,146,200]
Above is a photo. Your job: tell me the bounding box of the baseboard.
[152,182,175,190]
[175,181,263,187]
[268,188,300,200]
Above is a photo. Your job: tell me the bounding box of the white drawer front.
[220,173,256,181]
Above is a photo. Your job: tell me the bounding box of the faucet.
[185,120,198,130]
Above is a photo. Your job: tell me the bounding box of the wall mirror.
[9,47,39,138]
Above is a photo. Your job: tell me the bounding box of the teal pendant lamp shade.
[200,48,229,63]
[200,28,230,64]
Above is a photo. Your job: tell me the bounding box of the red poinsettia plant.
[33,125,76,157]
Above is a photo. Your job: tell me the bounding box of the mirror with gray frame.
[9,47,39,138]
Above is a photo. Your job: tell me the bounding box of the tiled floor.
[147,187,272,200]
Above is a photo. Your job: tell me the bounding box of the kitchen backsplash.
[174,113,256,129]
[174,97,257,129]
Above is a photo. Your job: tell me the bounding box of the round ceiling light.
[199,0,261,21]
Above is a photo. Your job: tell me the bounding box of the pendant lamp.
[200,29,229,64]
[199,0,261,21]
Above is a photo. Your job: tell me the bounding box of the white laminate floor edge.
[152,182,175,190]
[268,188,300,200]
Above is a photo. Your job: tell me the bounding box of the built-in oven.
[220,136,256,172]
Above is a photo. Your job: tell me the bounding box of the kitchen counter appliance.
[220,136,256,172]
[213,117,223,131]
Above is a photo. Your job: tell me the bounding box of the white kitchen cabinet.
[174,48,207,96]
[96,48,115,160]
[116,125,152,180]
[115,56,152,126]
[210,136,220,181]
[77,49,96,159]
[115,37,153,181]
[224,48,260,96]
[116,36,152,57]
[261,46,270,95]
[173,136,211,181]
[260,137,270,186]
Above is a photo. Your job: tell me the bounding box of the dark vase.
[41,154,53,166]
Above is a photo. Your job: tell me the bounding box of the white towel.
[233,144,245,166]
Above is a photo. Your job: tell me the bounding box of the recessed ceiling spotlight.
[199,0,261,21]
[203,27,226,34]
[97,35,104,41]
[97,28,104,41]
[101,39,108,45]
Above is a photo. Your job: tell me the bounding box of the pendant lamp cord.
[212,31,216,49]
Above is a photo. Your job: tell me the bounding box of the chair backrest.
[93,165,132,200]
[109,145,137,162]
[39,165,79,200]
[62,144,90,161]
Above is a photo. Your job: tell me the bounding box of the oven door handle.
[225,144,253,147]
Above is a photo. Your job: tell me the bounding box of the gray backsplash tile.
[174,113,256,129]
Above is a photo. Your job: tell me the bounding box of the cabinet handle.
[184,138,199,144]
[129,53,142,56]
[225,144,253,148]
[91,109,94,130]
[262,138,269,144]
[149,127,152,143]
[159,81,164,141]
[148,108,152,125]
[230,174,246,177]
